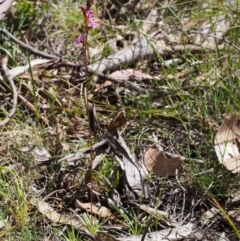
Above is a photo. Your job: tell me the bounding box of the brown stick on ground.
[18,94,49,124]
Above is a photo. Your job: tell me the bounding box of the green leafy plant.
[78,212,103,235]
[0,167,29,228]
[111,203,144,236]
[96,157,122,189]
[14,0,35,29]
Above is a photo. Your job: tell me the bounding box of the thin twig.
[0,27,59,60]
[141,216,153,241]
[57,139,108,163]
[175,169,186,224]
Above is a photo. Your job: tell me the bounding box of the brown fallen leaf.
[94,80,112,93]
[214,114,240,173]
[201,207,219,226]
[144,148,182,177]
[109,69,153,82]
[32,199,88,232]
[136,204,168,219]
[76,200,112,218]
[227,190,240,205]
[92,154,105,170]
[131,203,178,227]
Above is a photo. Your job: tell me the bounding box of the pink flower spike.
[75,34,85,45]
[80,6,86,13]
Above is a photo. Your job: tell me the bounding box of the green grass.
[111,203,144,236]
[0,168,30,240]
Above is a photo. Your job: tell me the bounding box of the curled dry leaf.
[144,148,182,177]
[20,145,51,163]
[214,114,240,173]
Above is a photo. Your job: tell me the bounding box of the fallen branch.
[87,31,210,74]
[57,139,108,163]
[0,56,17,126]
[0,27,151,93]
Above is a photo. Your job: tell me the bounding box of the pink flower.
[86,10,93,19]
[86,10,99,28]
[88,17,99,28]
[75,34,85,45]
[74,5,100,45]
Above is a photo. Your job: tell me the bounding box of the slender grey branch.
[0,27,59,60]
